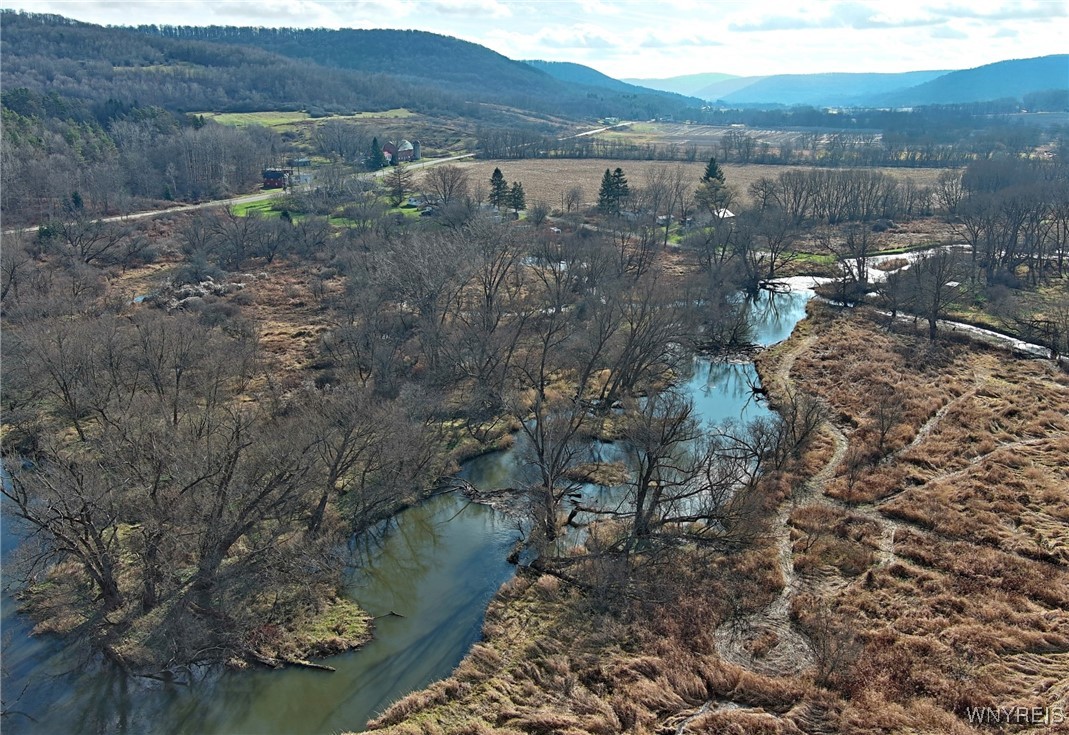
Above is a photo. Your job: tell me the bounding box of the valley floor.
[360,304,1069,735]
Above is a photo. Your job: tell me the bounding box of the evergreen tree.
[597,167,630,215]
[700,156,725,185]
[611,167,630,201]
[489,167,508,208]
[508,181,526,213]
[597,168,615,214]
[367,137,387,170]
[598,169,615,209]
[695,157,732,217]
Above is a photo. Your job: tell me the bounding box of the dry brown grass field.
[772,306,1069,732]
[450,159,952,211]
[363,304,1069,735]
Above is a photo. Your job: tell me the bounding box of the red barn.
[382,139,420,164]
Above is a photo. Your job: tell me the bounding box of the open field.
[453,159,954,211]
[595,121,858,151]
[186,109,475,159]
[768,306,1069,731]
[196,109,415,127]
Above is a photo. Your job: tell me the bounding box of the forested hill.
[876,55,1069,107]
[525,60,664,95]
[0,12,434,116]
[699,71,949,107]
[0,12,696,122]
[131,24,699,120]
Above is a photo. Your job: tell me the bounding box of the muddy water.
[0,285,813,735]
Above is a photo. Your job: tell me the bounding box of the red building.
[382,139,420,164]
[262,168,292,189]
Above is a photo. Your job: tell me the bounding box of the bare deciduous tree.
[420,163,469,206]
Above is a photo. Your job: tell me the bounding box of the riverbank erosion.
[360,303,1069,734]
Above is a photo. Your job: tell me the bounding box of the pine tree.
[696,157,731,217]
[611,168,630,201]
[489,167,508,208]
[367,137,387,170]
[700,156,725,185]
[597,168,615,214]
[508,181,526,213]
[598,167,630,215]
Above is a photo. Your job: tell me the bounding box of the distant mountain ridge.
[524,60,703,105]
[874,55,1069,106]
[525,60,642,93]
[621,72,739,97]
[701,71,949,106]
[1,12,703,129]
[4,12,1063,120]
[629,55,1066,108]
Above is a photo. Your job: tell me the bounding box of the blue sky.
[7,0,1068,78]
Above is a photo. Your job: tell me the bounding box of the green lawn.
[230,200,282,217]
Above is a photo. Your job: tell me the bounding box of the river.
[0,284,813,735]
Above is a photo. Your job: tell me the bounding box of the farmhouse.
[262,168,292,190]
[382,139,421,164]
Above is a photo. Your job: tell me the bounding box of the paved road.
[1,153,476,237]
[1,122,628,237]
[567,121,635,139]
[1,123,629,238]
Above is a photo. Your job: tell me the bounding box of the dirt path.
[904,365,989,454]
[713,334,838,677]
[711,328,906,682]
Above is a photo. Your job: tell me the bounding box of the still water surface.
[0,285,811,734]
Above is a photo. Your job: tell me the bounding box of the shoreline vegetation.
[358,303,1068,734]
[4,82,1067,724]
[3,11,1068,731]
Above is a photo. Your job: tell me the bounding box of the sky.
[6,0,1068,79]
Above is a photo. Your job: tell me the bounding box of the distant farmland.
[451,159,952,210]
[594,121,852,150]
[194,109,415,128]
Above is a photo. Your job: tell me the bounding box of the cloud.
[537,26,617,49]
[638,32,723,48]
[930,2,1067,21]
[208,0,335,23]
[729,14,819,32]
[730,2,944,32]
[415,0,511,18]
[576,0,623,16]
[991,27,1019,37]
[930,26,969,39]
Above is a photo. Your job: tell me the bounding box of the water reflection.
[2,494,521,734]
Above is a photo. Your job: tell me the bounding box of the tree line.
[1,87,283,224]
[0,157,799,669]
[4,147,1067,674]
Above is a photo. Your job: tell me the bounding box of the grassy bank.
[359,303,1069,734]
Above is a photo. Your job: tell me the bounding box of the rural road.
[567,120,634,139]
[0,153,476,237]
[1,119,626,238]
